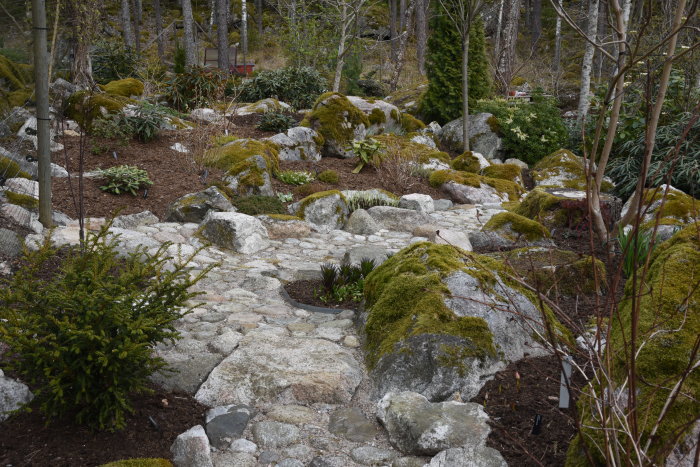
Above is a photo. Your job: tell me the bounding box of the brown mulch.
[0,387,206,467]
[284,279,361,310]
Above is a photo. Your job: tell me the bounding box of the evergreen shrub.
[237,67,327,109]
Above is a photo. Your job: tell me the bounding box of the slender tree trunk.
[389,0,414,90]
[208,0,215,35]
[594,0,606,83]
[389,0,398,61]
[494,0,504,64]
[415,0,427,74]
[216,0,229,74]
[399,0,406,30]
[241,0,248,54]
[497,0,521,93]
[333,3,348,92]
[182,0,197,66]
[462,29,470,152]
[133,0,142,54]
[553,0,562,72]
[154,0,165,59]
[255,0,263,35]
[531,0,541,48]
[120,0,135,49]
[577,0,599,126]
[72,40,94,88]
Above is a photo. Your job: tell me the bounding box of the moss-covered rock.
[373,133,450,165]
[482,163,523,184]
[450,152,482,173]
[0,156,32,179]
[364,242,571,401]
[237,97,292,114]
[430,169,523,204]
[531,149,615,192]
[288,190,349,230]
[204,138,280,196]
[566,223,700,465]
[65,91,133,131]
[622,185,699,239]
[400,113,426,133]
[484,212,550,242]
[5,191,39,210]
[102,78,145,97]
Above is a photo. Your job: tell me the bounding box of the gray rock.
[366,206,433,232]
[112,210,159,229]
[229,438,257,453]
[52,210,73,226]
[0,145,67,178]
[432,199,453,211]
[49,78,77,107]
[266,126,322,162]
[151,338,223,394]
[190,108,224,124]
[223,154,274,197]
[351,446,397,465]
[504,158,529,169]
[467,231,513,251]
[399,194,435,213]
[377,392,493,456]
[277,459,305,467]
[282,443,315,461]
[253,421,300,448]
[410,134,437,149]
[267,404,318,424]
[17,117,64,152]
[0,228,22,258]
[347,96,401,134]
[432,229,472,251]
[0,371,33,422]
[195,333,363,407]
[310,455,355,467]
[211,451,255,467]
[0,204,42,234]
[200,212,269,253]
[236,98,291,115]
[257,215,311,239]
[427,447,507,467]
[344,209,381,235]
[205,404,255,449]
[441,181,507,205]
[4,177,39,198]
[0,121,9,138]
[343,245,390,266]
[393,456,429,467]
[328,407,378,442]
[166,187,235,223]
[289,192,349,231]
[170,425,214,467]
[259,450,280,464]
[438,114,502,159]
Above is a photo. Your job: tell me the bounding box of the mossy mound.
[531,149,615,193]
[484,212,551,242]
[205,138,280,175]
[429,169,523,201]
[100,459,172,467]
[450,152,481,173]
[373,133,450,165]
[102,78,145,97]
[65,91,133,131]
[482,163,522,183]
[634,186,699,230]
[567,223,700,465]
[301,92,369,147]
[318,169,339,184]
[5,191,38,210]
[233,195,286,215]
[0,156,32,179]
[294,189,346,218]
[385,82,427,114]
[514,189,571,228]
[0,55,32,113]
[400,113,426,133]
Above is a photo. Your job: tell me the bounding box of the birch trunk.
[120,0,135,49]
[333,3,348,92]
[182,0,197,66]
[553,0,561,71]
[576,0,599,126]
[242,0,248,54]
[415,0,426,74]
[216,0,229,73]
[462,30,470,152]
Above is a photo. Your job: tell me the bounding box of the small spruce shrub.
[257,112,296,133]
[0,227,212,430]
[98,165,153,195]
[318,169,339,184]
[276,170,315,185]
[233,195,286,215]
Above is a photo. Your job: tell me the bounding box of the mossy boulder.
[204,138,280,197]
[165,187,235,223]
[469,211,553,251]
[385,81,427,114]
[566,223,700,465]
[288,190,349,231]
[531,149,615,192]
[429,169,523,205]
[372,133,450,167]
[0,155,32,179]
[437,113,503,159]
[237,98,292,115]
[400,113,426,133]
[65,91,133,131]
[450,151,486,173]
[265,126,322,162]
[364,242,571,401]
[102,78,144,97]
[621,185,699,241]
[482,163,523,185]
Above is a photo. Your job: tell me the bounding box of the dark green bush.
[318,169,339,184]
[257,112,297,132]
[237,66,327,109]
[0,228,211,430]
[124,103,165,142]
[233,195,286,215]
[92,41,140,84]
[165,66,226,111]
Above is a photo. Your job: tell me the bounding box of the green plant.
[165,66,226,111]
[232,195,286,215]
[317,169,339,184]
[257,112,297,133]
[617,226,657,277]
[294,182,326,198]
[349,138,383,173]
[173,44,186,74]
[237,66,327,109]
[92,40,139,84]
[316,259,376,304]
[346,193,399,212]
[0,227,212,430]
[276,170,315,185]
[91,115,132,143]
[419,15,491,124]
[97,165,153,195]
[124,103,165,142]
[277,192,293,202]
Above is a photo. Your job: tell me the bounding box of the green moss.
[100,459,172,467]
[515,189,562,223]
[568,223,700,465]
[103,78,145,97]
[212,134,239,146]
[294,190,347,218]
[303,92,369,145]
[531,149,589,190]
[373,134,450,164]
[205,138,280,175]
[265,214,302,221]
[7,89,32,107]
[5,191,38,210]
[390,108,400,122]
[0,55,30,90]
[65,91,132,130]
[368,108,387,125]
[450,151,481,173]
[486,115,500,133]
[232,195,286,215]
[484,212,550,241]
[642,187,699,224]
[318,169,339,184]
[0,157,31,179]
[399,113,426,132]
[429,169,523,201]
[482,163,522,182]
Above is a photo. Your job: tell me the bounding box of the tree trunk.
[241,0,248,54]
[333,2,348,92]
[154,0,165,59]
[389,0,414,91]
[553,0,562,72]
[133,0,142,54]
[389,0,398,61]
[594,0,606,83]
[399,0,406,31]
[216,0,229,74]
[577,0,599,126]
[71,40,94,88]
[531,0,541,48]
[462,29,470,152]
[182,0,197,66]
[208,0,215,35]
[415,0,426,74]
[496,0,521,94]
[255,0,263,36]
[494,0,504,65]
[120,0,135,49]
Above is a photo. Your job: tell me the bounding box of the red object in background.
[232,63,255,76]
[509,90,517,96]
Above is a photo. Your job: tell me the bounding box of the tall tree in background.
[67,0,103,87]
[241,0,249,55]
[420,12,490,126]
[323,0,367,92]
[133,0,142,53]
[530,0,541,48]
[415,0,428,74]
[255,0,263,35]
[182,0,197,66]
[552,0,561,72]
[389,0,415,90]
[577,0,599,125]
[216,0,229,73]
[495,0,520,93]
[154,0,165,58]
[120,0,135,49]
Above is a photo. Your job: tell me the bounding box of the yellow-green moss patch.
[450,152,481,173]
[429,169,523,201]
[65,91,133,130]
[400,113,426,132]
[373,133,450,164]
[301,92,369,145]
[484,212,550,241]
[0,157,31,179]
[482,163,522,182]
[103,78,145,97]
[294,190,347,218]
[5,191,38,210]
[368,108,387,126]
[204,138,279,174]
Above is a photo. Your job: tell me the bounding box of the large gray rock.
[190,108,224,124]
[170,425,214,467]
[328,407,379,442]
[347,96,401,134]
[0,370,34,422]
[366,206,433,232]
[0,228,23,258]
[0,146,67,178]
[441,181,508,205]
[428,447,507,467]
[17,117,64,152]
[438,113,502,159]
[399,194,435,213]
[351,446,397,465]
[195,332,363,407]
[266,126,322,162]
[0,204,42,234]
[4,177,39,199]
[223,154,274,197]
[377,391,496,457]
[257,215,311,239]
[166,187,235,223]
[289,192,349,231]
[151,337,224,394]
[432,229,472,251]
[236,98,291,115]
[344,209,381,235]
[200,212,269,253]
[343,245,390,266]
[112,210,159,229]
[205,404,255,449]
[253,421,301,448]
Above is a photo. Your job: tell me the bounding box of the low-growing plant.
[617,226,658,277]
[165,66,227,111]
[0,226,212,430]
[346,193,399,212]
[317,169,339,184]
[92,40,139,84]
[349,138,383,173]
[237,66,327,109]
[232,195,286,215]
[124,104,165,142]
[97,165,153,195]
[374,139,423,193]
[277,192,293,202]
[257,112,296,133]
[316,259,376,304]
[276,170,315,186]
[294,182,326,198]
[91,116,132,143]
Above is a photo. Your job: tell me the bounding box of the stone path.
[38,203,503,466]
